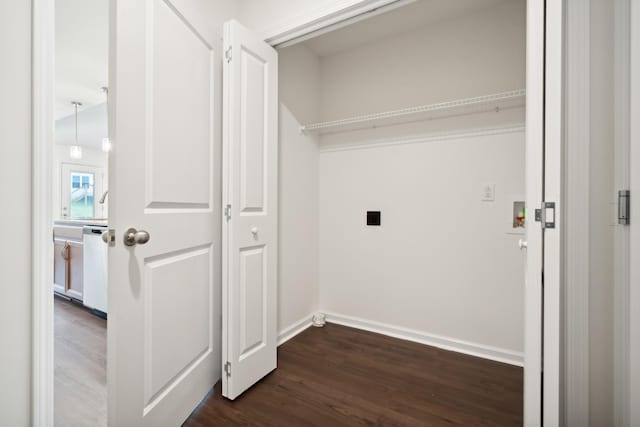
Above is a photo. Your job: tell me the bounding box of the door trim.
[614,0,631,425]
[261,0,415,47]
[629,0,640,424]
[32,0,55,425]
[523,1,545,424]
[564,0,591,424]
[543,0,564,424]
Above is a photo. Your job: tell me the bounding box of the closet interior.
[276,0,527,365]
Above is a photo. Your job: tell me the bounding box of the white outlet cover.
[481,184,495,201]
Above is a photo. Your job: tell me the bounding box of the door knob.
[102,229,116,246]
[251,227,258,235]
[518,239,528,250]
[124,228,150,247]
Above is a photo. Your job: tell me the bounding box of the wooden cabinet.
[53,226,84,301]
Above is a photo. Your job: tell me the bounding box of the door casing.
[629,1,640,424]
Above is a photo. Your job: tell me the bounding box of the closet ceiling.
[303,0,510,57]
[55,0,108,120]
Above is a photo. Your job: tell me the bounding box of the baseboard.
[322,311,524,367]
[277,315,314,346]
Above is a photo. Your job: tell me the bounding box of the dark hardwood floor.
[184,323,523,427]
[54,295,107,427]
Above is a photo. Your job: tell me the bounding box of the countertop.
[54,219,109,227]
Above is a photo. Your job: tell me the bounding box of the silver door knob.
[124,228,150,246]
[518,239,528,250]
[102,229,116,246]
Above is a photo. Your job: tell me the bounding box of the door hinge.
[618,190,630,225]
[224,361,231,378]
[534,202,556,229]
[225,47,232,63]
[224,204,232,221]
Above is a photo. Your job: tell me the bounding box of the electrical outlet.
[482,184,495,201]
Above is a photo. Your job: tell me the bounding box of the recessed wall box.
[367,211,381,226]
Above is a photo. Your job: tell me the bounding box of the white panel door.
[108,0,216,425]
[222,20,278,400]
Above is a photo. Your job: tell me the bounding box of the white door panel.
[222,20,278,400]
[109,0,216,425]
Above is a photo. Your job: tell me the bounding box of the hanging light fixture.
[101,137,112,152]
[100,87,112,152]
[70,101,83,159]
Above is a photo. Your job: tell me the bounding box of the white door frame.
[629,0,640,424]
[614,0,631,425]
[32,0,55,424]
[523,0,545,424]
[543,1,563,424]
[31,0,561,425]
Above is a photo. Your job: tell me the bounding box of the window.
[69,172,95,219]
[60,163,105,220]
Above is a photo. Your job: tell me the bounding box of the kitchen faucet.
[99,190,108,204]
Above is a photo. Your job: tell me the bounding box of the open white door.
[524,1,562,425]
[107,0,217,425]
[221,20,278,400]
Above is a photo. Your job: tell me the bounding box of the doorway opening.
[52,0,109,425]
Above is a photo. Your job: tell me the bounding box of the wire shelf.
[300,89,526,134]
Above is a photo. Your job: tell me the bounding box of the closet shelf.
[300,89,526,134]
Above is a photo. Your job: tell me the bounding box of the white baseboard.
[322,311,524,367]
[277,314,314,346]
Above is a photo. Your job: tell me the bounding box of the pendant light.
[100,86,112,152]
[70,101,83,159]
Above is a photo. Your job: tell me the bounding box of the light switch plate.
[482,184,495,201]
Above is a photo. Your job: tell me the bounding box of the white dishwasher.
[83,225,108,316]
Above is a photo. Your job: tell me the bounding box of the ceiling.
[55,0,109,120]
[302,0,510,57]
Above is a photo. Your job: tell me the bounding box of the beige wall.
[0,1,33,425]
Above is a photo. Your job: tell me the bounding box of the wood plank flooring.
[54,296,107,427]
[184,323,523,427]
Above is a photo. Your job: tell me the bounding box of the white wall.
[318,0,526,146]
[0,1,33,425]
[52,145,109,219]
[313,0,526,358]
[277,44,321,334]
[55,102,108,148]
[319,130,525,355]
